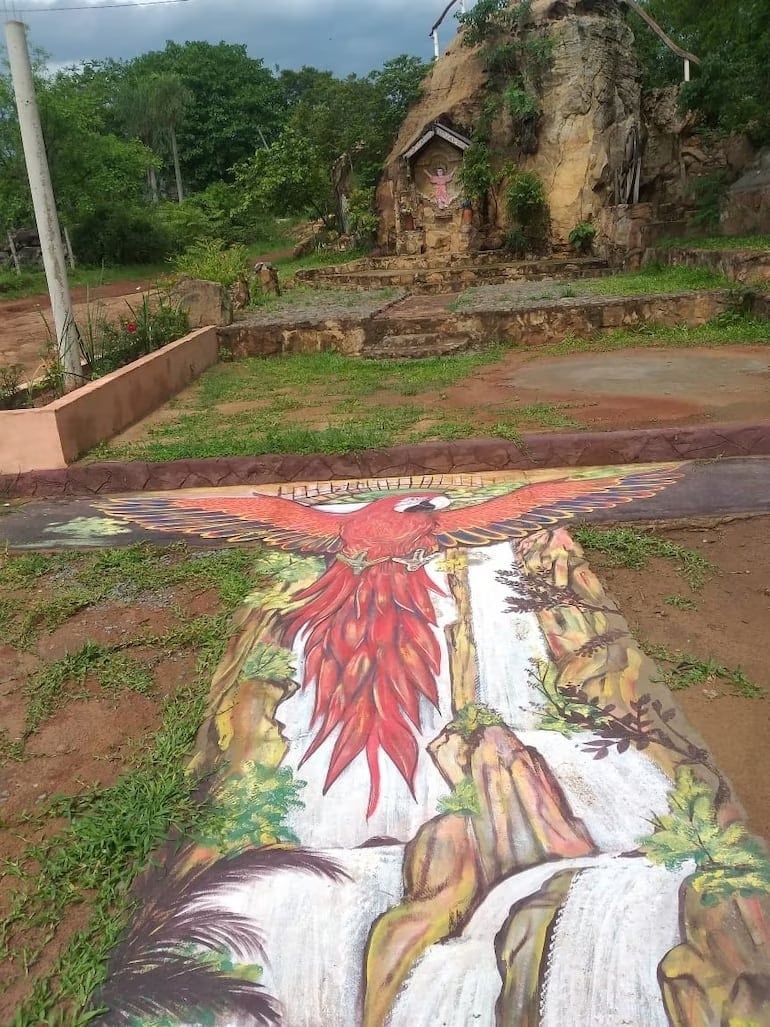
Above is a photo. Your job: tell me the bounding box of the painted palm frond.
[94,953,278,1026]
[96,848,348,1025]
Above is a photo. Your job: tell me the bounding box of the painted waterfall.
[93,468,770,1027]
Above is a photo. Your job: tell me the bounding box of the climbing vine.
[458,0,553,155]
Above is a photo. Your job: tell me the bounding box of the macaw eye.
[393,495,451,513]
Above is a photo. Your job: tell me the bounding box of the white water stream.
[387,856,689,1027]
[212,845,405,1027]
[468,543,548,730]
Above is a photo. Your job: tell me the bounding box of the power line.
[15,0,193,11]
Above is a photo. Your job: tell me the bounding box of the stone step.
[296,257,611,294]
[363,333,472,359]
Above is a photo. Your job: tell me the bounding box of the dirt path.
[0,280,157,381]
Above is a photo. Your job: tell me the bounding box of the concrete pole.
[5,20,80,388]
[684,58,691,82]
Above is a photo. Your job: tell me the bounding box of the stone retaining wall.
[646,246,770,285]
[219,291,730,359]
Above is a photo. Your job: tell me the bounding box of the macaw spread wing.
[104,494,343,552]
[434,468,681,547]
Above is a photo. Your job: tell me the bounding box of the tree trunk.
[148,165,159,205]
[170,127,184,203]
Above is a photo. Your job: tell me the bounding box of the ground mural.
[74,467,770,1026]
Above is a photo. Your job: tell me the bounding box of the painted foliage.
[90,467,770,1027]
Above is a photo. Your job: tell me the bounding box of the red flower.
[126,322,138,333]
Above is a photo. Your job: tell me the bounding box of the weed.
[24,643,155,734]
[664,595,698,611]
[645,643,763,698]
[657,234,770,252]
[573,525,715,590]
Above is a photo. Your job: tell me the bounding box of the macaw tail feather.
[282,560,443,817]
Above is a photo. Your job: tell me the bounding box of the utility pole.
[5,20,80,389]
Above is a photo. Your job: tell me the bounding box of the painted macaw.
[107,468,679,816]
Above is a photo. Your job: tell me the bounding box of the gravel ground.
[448,278,715,312]
[236,287,405,326]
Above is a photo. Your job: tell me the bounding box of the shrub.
[159,182,279,249]
[0,363,28,410]
[172,238,249,288]
[505,170,546,223]
[346,187,378,242]
[568,221,596,254]
[503,227,527,257]
[71,205,174,266]
[458,140,495,204]
[79,293,189,380]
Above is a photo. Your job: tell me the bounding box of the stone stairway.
[363,330,473,359]
[297,255,610,295]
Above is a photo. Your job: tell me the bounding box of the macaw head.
[387,493,452,515]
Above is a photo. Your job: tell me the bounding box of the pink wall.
[0,327,218,474]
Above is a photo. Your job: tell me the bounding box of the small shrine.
[394,121,473,256]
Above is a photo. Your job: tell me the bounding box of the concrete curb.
[3,421,770,499]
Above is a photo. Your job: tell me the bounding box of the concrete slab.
[78,468,770,1025]
[4,457,770,550]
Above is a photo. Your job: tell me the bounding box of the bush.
[159,182,281,250]
[568,221,596,254]
[505,170,546,223]
[79,292,189,380]
[71,205,174,266]
[172,238,249,288]
[503,228,527,257]
[0,363,29,410]
[346,187,378,242]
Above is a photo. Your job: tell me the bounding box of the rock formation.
[378,0,646,253]
[362,719,595,1025]
[376,0,757,261]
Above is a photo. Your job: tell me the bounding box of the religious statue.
[425,165,456,209]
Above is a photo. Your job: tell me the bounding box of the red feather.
[283,561,443,817]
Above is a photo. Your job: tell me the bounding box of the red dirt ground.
[0,280,158,381]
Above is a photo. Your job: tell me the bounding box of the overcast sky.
[4,0,464,75]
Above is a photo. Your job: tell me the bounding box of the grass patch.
[664,594,698,611]
[0,544,259,650]
[543,311,770,356]
[24,643,155,735]
[577,265,730,295]
[656,234,770,252]
[573,525,715,590]
[95,348,514,462]
[2,680,219,1024]
[0,263,170,300]
[645,643,763,698]
[0,543,271,1022]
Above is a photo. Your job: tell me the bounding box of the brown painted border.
[3,421,770,499]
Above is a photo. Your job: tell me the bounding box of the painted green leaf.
[242,643,295,683]
[640,767,770,905]
[197,762,306,852]
[437,778,481,816]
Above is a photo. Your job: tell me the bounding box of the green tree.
[117,72,192,202]
[629,0,770,143]
[127,42,286,190]
[235,127,332,220]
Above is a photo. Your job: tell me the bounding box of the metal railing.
[429,0,466,59]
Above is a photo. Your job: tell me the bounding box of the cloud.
[8,0,461,75]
